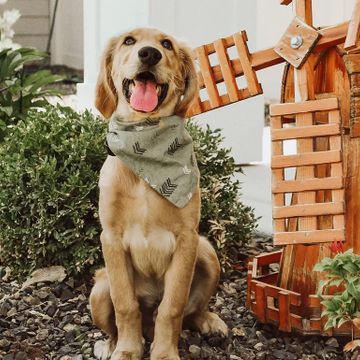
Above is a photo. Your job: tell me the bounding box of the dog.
[89,28,227,360]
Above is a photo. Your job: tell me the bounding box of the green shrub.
[188,122,258,267]
[0,106,107,278]
[0,48,62,140]
[0,106,257,279]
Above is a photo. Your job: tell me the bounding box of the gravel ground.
[0,237,358,360]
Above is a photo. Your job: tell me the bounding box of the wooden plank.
[251,282,301,306]
[233,31,261,95]
[255,251,282,267]
[329,110,345,232]
[197,23,349,91]
[272,150,341,168]
[273,177,343,193]
[271,115,286,232]
[196,46,221,108]
[273,201,344,219]
[189,88,251,116]
[270,98,339,116]
[214,39,239,102]
[278,292,291,332]
[344,0,360,50]
[274,229,345,245]
[255,284,267,323]
[271,123,340,140]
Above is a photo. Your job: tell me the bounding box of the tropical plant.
[0,47,62,140]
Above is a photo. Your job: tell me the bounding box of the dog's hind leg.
[184,237,228,337]
[90,268,117,359]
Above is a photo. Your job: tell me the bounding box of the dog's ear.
[95,37,119,119]
[175,45,199,117]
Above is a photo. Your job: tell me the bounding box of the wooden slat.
[272,150,341,168]
[214,39,239,102]
[191,88,251,116]
[329,110,345,232]
[271,116,286,232]
[255,251,282,267]
[273,201,344,219]
[233,31,261,96]
[196,46,221,108]
[274,229,345,245]
[344,0,360,50]
[278,292,291,332]
[270,98,339,116]
[271,123,340,140]
[273,177,343,193]
[255,284,267,323]
[188,96,202,116]
[197,23,349,91]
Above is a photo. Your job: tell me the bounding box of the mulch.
[0,237,357,360]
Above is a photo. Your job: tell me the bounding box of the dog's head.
[95,28,198,120]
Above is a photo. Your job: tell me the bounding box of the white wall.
[50,0,83,69]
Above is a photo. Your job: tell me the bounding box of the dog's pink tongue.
[130,81,158,112]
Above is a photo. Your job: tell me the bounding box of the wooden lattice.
[270,98,345,245]
[186,31,262,117]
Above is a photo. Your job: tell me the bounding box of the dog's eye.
[124,36,136,46]
[161,39,173,50]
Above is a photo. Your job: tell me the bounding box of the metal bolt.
[290,35,303,49]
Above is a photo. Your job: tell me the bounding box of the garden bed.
[0,236,355,360]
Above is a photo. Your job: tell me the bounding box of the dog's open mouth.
[122,72,169,113]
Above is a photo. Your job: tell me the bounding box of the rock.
[14,352,27,360]
[3,354,14,360]
[253,342,265,351]
[325,337,339,348]
[272,349,297,360]
[232,326,246,337]
[36,328,49,341]
[0,338,11,349]
[189,344,201,358]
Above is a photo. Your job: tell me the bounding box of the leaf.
[344,340,360,352]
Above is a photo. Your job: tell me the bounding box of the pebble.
[326,337,340,348]
[0,236,353,360]
[189,344,201,358]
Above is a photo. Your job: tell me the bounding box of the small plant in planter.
[314,243,360,352]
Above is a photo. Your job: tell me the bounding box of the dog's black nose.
[138,47,162,66]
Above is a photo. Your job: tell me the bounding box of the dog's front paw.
[94,339,116,360]
[110,350,142,360]
[150,345,180,360]
[194,311,228,336]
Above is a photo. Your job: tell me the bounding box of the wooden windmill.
[186,0,360,336]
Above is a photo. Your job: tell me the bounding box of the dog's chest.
[123,224,176,278]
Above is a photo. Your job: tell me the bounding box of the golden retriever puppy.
[90,28,227,360]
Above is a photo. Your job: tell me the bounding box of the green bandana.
[106,115,200,208]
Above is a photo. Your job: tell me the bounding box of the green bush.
[0,106,257,279]
[0,48,62,140]
[188,122,258,267]
[0,106,107,278]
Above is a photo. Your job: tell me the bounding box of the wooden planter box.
[247,250,360,337]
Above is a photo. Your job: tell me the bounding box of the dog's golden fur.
[90,28,227,360]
